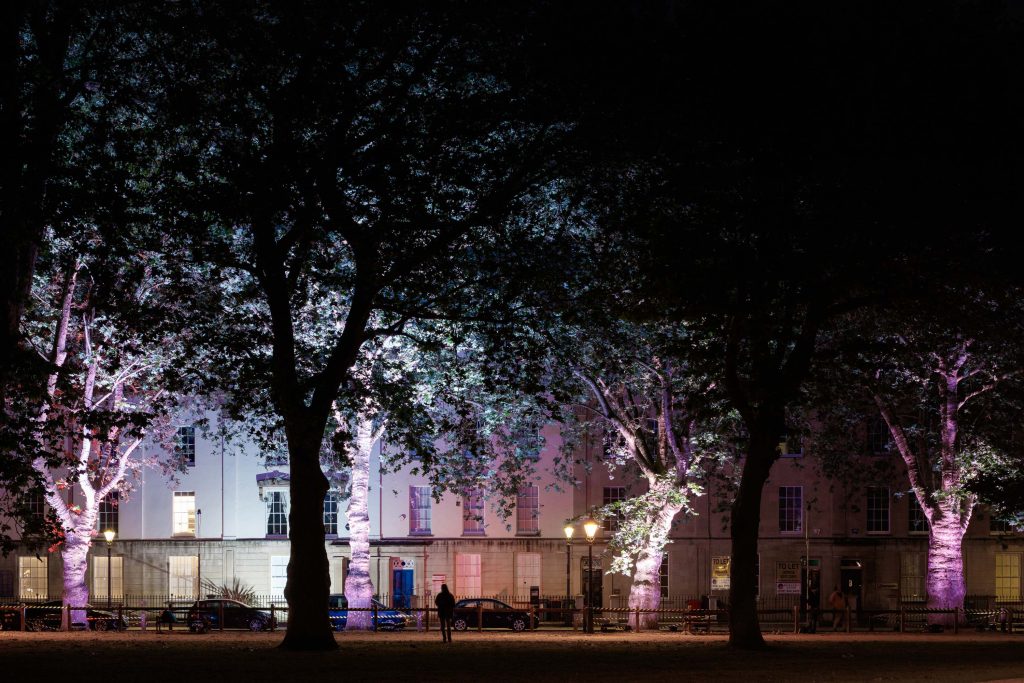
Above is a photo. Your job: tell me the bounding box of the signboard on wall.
[711,556,731,591]
[775,561,801,595]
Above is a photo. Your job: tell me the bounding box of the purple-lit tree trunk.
[626,479,684,630]
[874,340,987,627]
[578,363,702,630]
[30,263,151,628]
[342,413,383,631]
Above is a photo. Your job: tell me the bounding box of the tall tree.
[156,3,566,649]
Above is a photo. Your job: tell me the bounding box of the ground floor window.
[515,552,541,597]
[91,556,124,600]
[900,553,925,602]
[271,556,289,595]
[455,553,481,598]
[168,555,198,597]
[996,552,1021,602]
[18,556,47,600]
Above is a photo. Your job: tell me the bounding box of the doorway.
[840,558,863,625]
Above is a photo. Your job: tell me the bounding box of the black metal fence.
[2,592,1020,635]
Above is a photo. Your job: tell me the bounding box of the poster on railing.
[711,556,730,591]
[775,561,801,595]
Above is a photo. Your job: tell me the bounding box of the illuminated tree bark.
[625,479,683,630]
[874,341,990,627]
[577,359,711,630]
[342,414,383,631]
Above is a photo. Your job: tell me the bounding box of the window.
[462,490,485,536]
[266,491,288,537]
[900,553,925,602]
[866,487,890,533]
[516,486,540,535]
[91,556,123,600]
[168,555,198,597]
[26,491,45,518]
[909,497,929,534]
[455,553,481,598]
[409,486,432,535]
[18,556,48,599]
[778,486,803,533]
[867,416,891,456]
[660,555,670,599]
[603,486,627,532]
[779,431,803,457]
[172,492,196,536]
[991,516,1015,534]
[98,492,119,535]
[996,552,1021,602]
[323,492,340,536]
[515,552,541,595]
[271,556,288,595]
[175,425,196,466]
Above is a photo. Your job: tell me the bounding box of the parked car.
[327,594,411,631]
[187,598,273,632]
[452,598,539,632]
[23,600,128,631]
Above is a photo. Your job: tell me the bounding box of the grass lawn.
[2,629,1023,682]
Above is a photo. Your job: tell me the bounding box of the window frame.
[462,490,485,536]
[409,485,432,536]
[172,491,196,537]
[175,425,197,467]
[266,490,289,538]
[602,486,627,533]
[866,486,891,534]
[778,486,803,534]
[18,556,48,600]
[515,485,540,536]
[323,491,340,537]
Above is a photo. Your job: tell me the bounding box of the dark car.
[187,598,273,632]
[452,598,539,632]
[327,594,411,631]
[24,600,128,631]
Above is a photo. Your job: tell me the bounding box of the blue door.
[392,569,413,609]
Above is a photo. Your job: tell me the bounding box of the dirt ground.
[2,629,1023,682]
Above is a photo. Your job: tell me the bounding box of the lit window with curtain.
[410,486,432,535]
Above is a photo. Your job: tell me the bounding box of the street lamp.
[563,523,574,626]
[103,529,115,608]
[583,518,599,634]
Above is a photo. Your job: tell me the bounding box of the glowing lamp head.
[103,529,116,544]
[583,518,600,541]
[563,523,575,540]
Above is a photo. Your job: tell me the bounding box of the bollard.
[845,605,851,633]
[477,602,483,632]
[635,607,641,633]
[270,604,276,631]
[899,606,905,633]
[529,605,535,631]
[372,601,378,632]
[20,605,26,631]
[953,608,958,634]
[793,605,800,634]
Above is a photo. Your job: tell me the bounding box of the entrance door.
[840,559,863,625]
[581,557,602,612]
[392,569,413,609]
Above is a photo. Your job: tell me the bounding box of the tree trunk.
[61,531,92,627]
[280,425,337,650]
[925,504,968,627]
[627,492,683,630]
[728,430,778,649]
[344,417,374,631]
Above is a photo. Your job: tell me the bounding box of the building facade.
[2,417,1021,616]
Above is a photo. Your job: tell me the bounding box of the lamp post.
[563,523,574,626]
[583,518,599,634]
[103,529,115,608]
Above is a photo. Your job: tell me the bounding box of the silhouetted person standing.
[435,584,455,643]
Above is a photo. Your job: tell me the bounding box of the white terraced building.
[2,415,1022,620]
